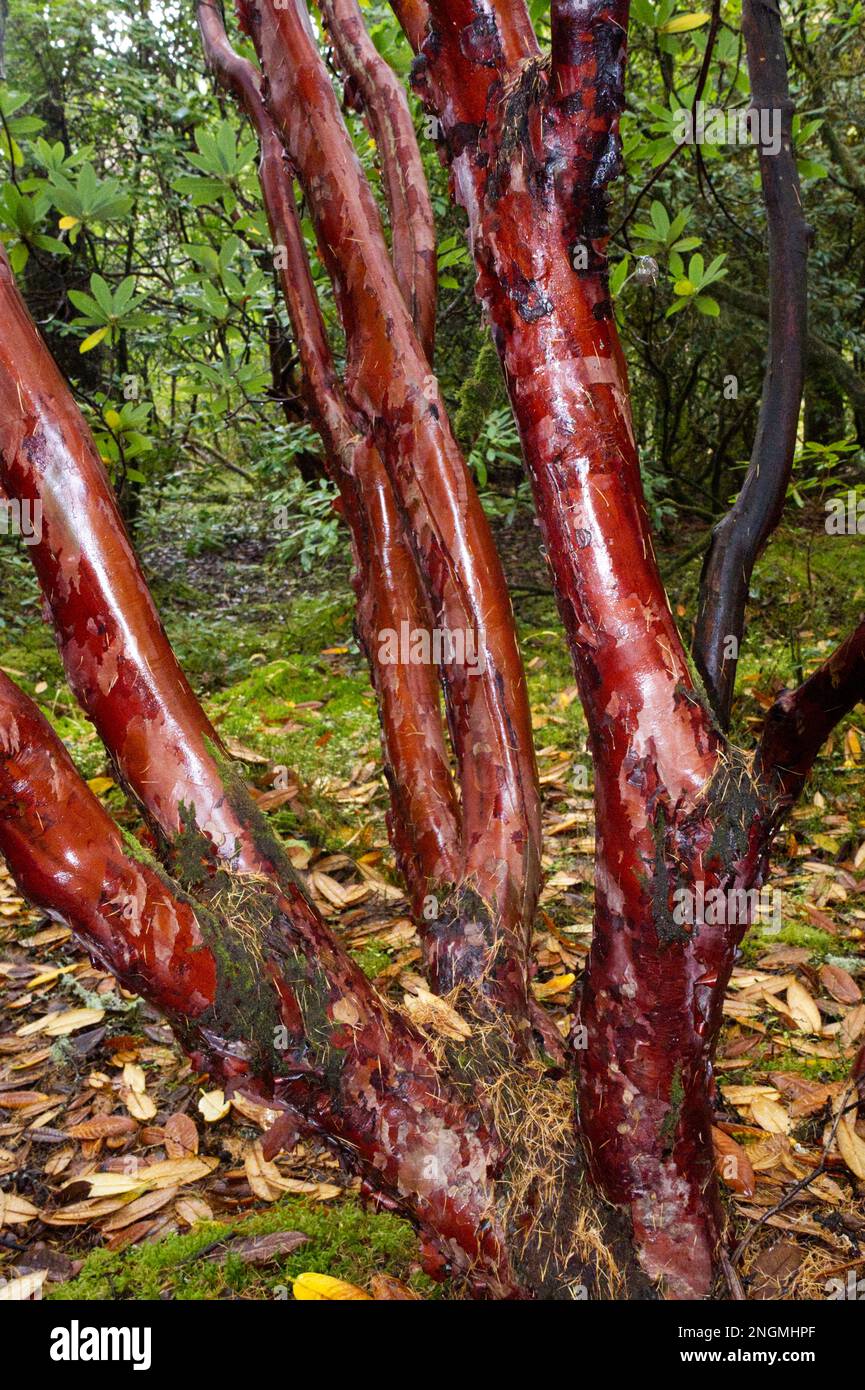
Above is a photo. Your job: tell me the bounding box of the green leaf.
[695,295,720,316]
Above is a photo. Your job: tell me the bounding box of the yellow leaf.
[0,1192,40,1227]
[17,1007,104,1038]
[532,972,576,1001]
[58,215,79,230]
[836,1115,865,1180]
[122,1087,156,1122]
[80,327,109,353]
[86,776,115,796]
[293,1272,372,1301]
[74,1156,218,1198]
[660,12,711,32]
[122,1063,146,1093]
[198,1089,230,1123]
[786,979,823,1034]
[103,408,122,431]
[750,1098,790,1135]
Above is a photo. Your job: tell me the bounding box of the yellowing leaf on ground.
[293,1272,371,1301]
[0,1191,39,1227]
[70,1156,217,1198]
[17,1007,104,1038]
[786,980,822,1034]
[836,1115,865,1180]
[750,1098,790,1134]
[532,973,576,1001]
[198,1090,230,1124]
[122,1087,156,1122]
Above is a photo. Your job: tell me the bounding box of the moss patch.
[48,1196,439,1301]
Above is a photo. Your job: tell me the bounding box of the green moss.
[739,921,837,960]
[350,941,393,980]
[47,1196,439,1301]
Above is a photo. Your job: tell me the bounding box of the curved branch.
[694,0,810,727]
[0,668,515,1295]
[238,0,545,1031]
[199,0,460,930]
[756,618,865,814]
[318,0,438,359]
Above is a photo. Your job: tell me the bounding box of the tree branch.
[319,0,438,359]
[694,0,810,727]
[756,618,865,814]
[0,668,515,1295]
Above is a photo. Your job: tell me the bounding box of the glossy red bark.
[0,667,518,1294]
[0,241,521,1294]
[205,0,550,1045]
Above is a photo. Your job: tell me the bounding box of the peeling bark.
[206,0,549,1049]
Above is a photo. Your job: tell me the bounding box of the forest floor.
[0,481,864,1302]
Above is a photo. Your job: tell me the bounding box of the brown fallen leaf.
[164,1112,199,1158]
[175,1196,214,1227]
[841,1004,865,1048]
[205,1231,309,1266]
[401,987,472,1041]
[369,1274,422,1300]
[819,963,862,1005]
[65,1114,138,1141]
[101,1187,179,1232]
[712,1126,756,1196]
[0,1192,39,1227]
[836,1115,865,1180]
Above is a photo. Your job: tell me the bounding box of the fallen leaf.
[70,1156,218,1197]
[819,963,862,1005]
[0,1192,39,1227]
[17,1007,104,1038]
[750,1098,790,1135]
[293,1272,371,1301]
[836,1115,865,1180]
[164,1112,199,1158]
[198,1090,230,1124]
[369,1274,422,1300]
[786,980,822,1034]
[712,1127,756,1196]
[205,1231,308,1266]
[401,988,472,1041]
[65,1114,138,1141]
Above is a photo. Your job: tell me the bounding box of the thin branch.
[319,0,438,359]
[694,0,810,727]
